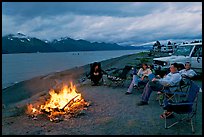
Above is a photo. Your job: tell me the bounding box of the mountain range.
[2,33,151,54]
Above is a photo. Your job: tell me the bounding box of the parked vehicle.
[153,42,202,76]
[161,44,176,53]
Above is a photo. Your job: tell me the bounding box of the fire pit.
[26,82,90,122]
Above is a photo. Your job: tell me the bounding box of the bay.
[2,50,144,89]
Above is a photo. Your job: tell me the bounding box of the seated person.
[88,62,106,86]
[125,63,152,95]
[137,63,181,105]
[159,63,196,118]
[179,62,197,84]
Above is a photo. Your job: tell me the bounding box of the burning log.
[26,82,90,122]
[60,95,79,111]
[40,95,79,113]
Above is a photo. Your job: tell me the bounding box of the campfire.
[26,82,90,122]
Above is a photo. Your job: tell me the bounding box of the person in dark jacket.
[88,62,107,86]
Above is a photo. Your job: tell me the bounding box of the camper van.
[160,44,178,53]
[161,45,173,53]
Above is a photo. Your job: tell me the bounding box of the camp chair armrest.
[181,74,192,79]
[168,102,193,106]
[163,84,179,90]
[172,91,188,95]
[165,84,179,88]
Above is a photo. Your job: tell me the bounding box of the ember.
[26,82,90,122]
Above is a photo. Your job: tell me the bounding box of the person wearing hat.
[137,62,182,106]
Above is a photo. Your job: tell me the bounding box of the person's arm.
[159,73,181,86]
[147,69,152,75]
[180,69,188,77]
[187,69,197,78]
[141,69,152,80]
[179,70,183,75]
[180,69,196,79]
[137,68,142,77]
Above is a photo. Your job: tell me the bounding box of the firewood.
[60,95,79,111]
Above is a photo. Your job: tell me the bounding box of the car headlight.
[163,62,167,66]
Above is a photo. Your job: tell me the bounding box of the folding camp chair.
[157,75,192,106]
[106,65,132,87]
[179,75,192,94]
[156,83,180,106]
[162,81,200,133]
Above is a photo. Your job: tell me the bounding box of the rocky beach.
[2,51,202,135]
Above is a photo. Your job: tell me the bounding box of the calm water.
[2,50,144,89]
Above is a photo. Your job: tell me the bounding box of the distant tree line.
[190,40,202,43]
[153,39,202,48]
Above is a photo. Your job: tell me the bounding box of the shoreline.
[2,49,144,90]
[2,50,149,90]
[2,51,202,135]
[2,51,151,106]
[3,50,202,105]
[1,54,127,90]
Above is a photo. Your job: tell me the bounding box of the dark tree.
[153,40,161,49]
[167,41,172,45]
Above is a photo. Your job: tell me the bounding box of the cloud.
[2,2,202,45]
[2,2,161,18]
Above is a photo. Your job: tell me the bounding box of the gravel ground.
[2,51,202,135]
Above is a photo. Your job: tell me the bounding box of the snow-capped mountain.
[2,33,139,54]
[8,33,32,41]
[2,33,55,53]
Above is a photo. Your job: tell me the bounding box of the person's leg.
[137,82,152,105]
[90,75,95,84]
[126,75,139,93]
[134,75,141,86]
[95,75,102,85]
[141,82,153,103]
[137,81,164,105]
[92,75,100,85]
[160,111,173,119]
[138,79,148,87]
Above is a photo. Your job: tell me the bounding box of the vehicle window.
[191,45,202,57]
[173,45,194,56]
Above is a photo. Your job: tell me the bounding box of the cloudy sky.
[2,2,202,46]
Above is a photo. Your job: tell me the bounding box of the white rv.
[161,44,178,53]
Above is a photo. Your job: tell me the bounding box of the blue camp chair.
[156,82,181,106]
[162,81,200,133]
[157,75,193,106]
[132,73,156,90]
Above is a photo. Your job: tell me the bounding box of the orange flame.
[26,104,42,116]
[26,82,89,121]
[40,82,81,112]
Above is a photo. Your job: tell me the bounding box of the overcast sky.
[2,2,202,46]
